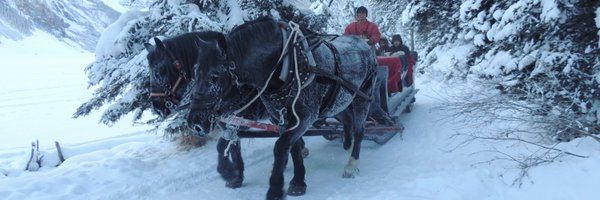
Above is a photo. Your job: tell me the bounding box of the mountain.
[0,0,119,51]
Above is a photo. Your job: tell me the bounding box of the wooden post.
[55,141,65,163]
[410,29,415,51]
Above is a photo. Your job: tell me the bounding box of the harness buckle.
[179,70,188,82]
[173,60,182,69]
[165,100,175,110]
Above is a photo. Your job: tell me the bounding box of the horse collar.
[264,27,315,109]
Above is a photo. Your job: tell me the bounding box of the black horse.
[144,32,308,189]
[188,16,377,200]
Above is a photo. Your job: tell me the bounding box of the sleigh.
[230,52,418,145]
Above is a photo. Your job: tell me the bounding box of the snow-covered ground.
[0,31,152,150]
[1,32,599,200]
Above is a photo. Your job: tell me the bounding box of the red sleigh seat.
[377,54,414,94]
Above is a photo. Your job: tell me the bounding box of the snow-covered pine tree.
[74,0,328,137]
[401,0,599,141]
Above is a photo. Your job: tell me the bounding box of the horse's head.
[144,37,189,118]
[187,38,236,134]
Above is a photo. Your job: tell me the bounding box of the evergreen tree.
[402,0,600,140]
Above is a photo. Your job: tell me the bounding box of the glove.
[391,51,405,57]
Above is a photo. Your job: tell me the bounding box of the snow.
[1,3,600,199]
[540,0,560,23]
[596,6,600,47]
[472,50,518,76]
[224,0,246,30]
[103,0,129,13]
[0,31,151,150]
[427,43,473,76]
[401,1,425,25]
[459,0,482,21]
[96,10,147,60]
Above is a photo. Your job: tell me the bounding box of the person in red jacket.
[343,7,394,126]
[343,6,381,47]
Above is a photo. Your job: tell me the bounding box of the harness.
[149,42,189,107]
[224,21,373,133]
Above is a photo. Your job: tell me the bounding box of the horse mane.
[226,16,282,60]
[161,31,224,72]
[225,17,284,85]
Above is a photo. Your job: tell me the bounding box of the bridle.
[149,43,189,110]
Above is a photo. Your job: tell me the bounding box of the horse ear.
[216,33,227,51]
[195,38,208,48]
[154,37,167,52]
[144,43,155,52]
[214,42,225,58]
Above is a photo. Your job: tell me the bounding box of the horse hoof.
[225,177,244,188]
[342,172,355,178]
[342,168,359,178]
[266,189,285,200]
[287,185,306,196]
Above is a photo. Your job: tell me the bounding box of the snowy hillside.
[0,0,119,51]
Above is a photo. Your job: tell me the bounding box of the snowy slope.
[0,0,119,51]
[0,31,151,150]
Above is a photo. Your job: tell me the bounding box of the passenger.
[343,6,381,50]
[376,38,389,56]
[386,34,415,88]
[386,34,410,57]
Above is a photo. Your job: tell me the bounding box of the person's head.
[391,35,403,47]
[379,38,389,47]
[356,6,368,21]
